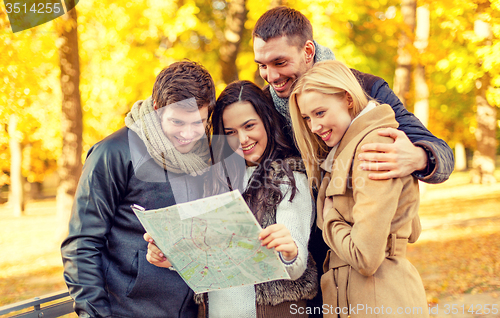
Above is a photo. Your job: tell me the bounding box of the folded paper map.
[132,190,290,293]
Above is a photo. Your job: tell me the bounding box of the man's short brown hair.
[152,60,215,113]
[252,6,313,48]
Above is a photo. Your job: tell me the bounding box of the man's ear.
[304,40,315,64]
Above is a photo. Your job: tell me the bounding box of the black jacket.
[61,127,202,318]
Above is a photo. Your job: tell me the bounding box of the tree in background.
[393,0,416,108]
[1,0,499,217]
[8,114,24,216]
[471,1,497,184]
[413,5,430,127]
[1,10,61,213]
[431,0,499,183]
[54,7,82,239]
[220,0,247,84]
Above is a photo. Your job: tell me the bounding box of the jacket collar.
[323,103,398,196]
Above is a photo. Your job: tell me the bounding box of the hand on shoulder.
[358,128,427,180]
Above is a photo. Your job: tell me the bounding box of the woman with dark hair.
[147,80,318,317]
[207,80,299,219]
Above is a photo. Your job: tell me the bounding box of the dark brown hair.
[152,60,216,113]
[207,80,298,221]
[253,6,313,48]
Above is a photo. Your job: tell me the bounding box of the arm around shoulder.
[371,79,454,183]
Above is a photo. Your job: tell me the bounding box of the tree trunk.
[413,65,428,126]
[471,75,497,184]
[455,142,467,171]
[393,0,416,108]
[219,0,247,84]
[8,114,24,217]
[471,10,497,184]
[55,7,83,241]
[413,6,429,127]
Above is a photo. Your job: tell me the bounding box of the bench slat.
[0,291,73,317]
[8,300,74,318]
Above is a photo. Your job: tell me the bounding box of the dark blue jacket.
[61,127,202,318]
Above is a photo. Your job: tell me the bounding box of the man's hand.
[259,224,298,261]
[358,128,427,180]
[143,233,172,268]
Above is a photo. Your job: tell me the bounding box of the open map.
[132,190,290,294]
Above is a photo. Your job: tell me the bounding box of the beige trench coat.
[317,104,428,318]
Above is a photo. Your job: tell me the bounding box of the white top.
[208,166,314,318]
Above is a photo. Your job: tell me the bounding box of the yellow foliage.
[1,0,499,187]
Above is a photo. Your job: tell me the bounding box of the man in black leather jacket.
[252,7,454,317]
[61,61,216,318]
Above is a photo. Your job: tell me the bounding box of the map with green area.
[133,190,290,293]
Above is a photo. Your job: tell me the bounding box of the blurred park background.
[1,0,500,316]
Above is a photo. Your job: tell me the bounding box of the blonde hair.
[289,60,371,190]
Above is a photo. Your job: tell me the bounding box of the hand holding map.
[132,190,290,294]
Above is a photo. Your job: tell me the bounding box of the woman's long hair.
[206,80,298,221]
[289,60,370,191]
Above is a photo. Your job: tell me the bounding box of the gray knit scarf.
[270,40,336,121]
[125,96,210,176]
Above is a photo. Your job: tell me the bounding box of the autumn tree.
[431,0,499,182]
[8,114,24,216]
[220,0,248,84]
[394,0,416,108]
[413,5,430,127]
[471,3,497,184]
[54,7,83,239]
[1,10,61,213]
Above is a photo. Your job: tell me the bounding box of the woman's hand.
[259,224,298,261]
[143,233,172,268]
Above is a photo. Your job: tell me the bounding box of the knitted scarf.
[125,96,210,176]
[270,40,336,121]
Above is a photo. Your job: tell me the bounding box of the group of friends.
[61,6,454,318]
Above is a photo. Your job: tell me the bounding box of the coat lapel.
[325,104,398,197]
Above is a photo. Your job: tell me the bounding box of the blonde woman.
[289,60,428,318]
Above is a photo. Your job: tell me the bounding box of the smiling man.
[252,7,454,317]
[157,97,209,153]
[253,6,454,184]
[61,61,215,318]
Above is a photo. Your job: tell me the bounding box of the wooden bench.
[0,290,74,318]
